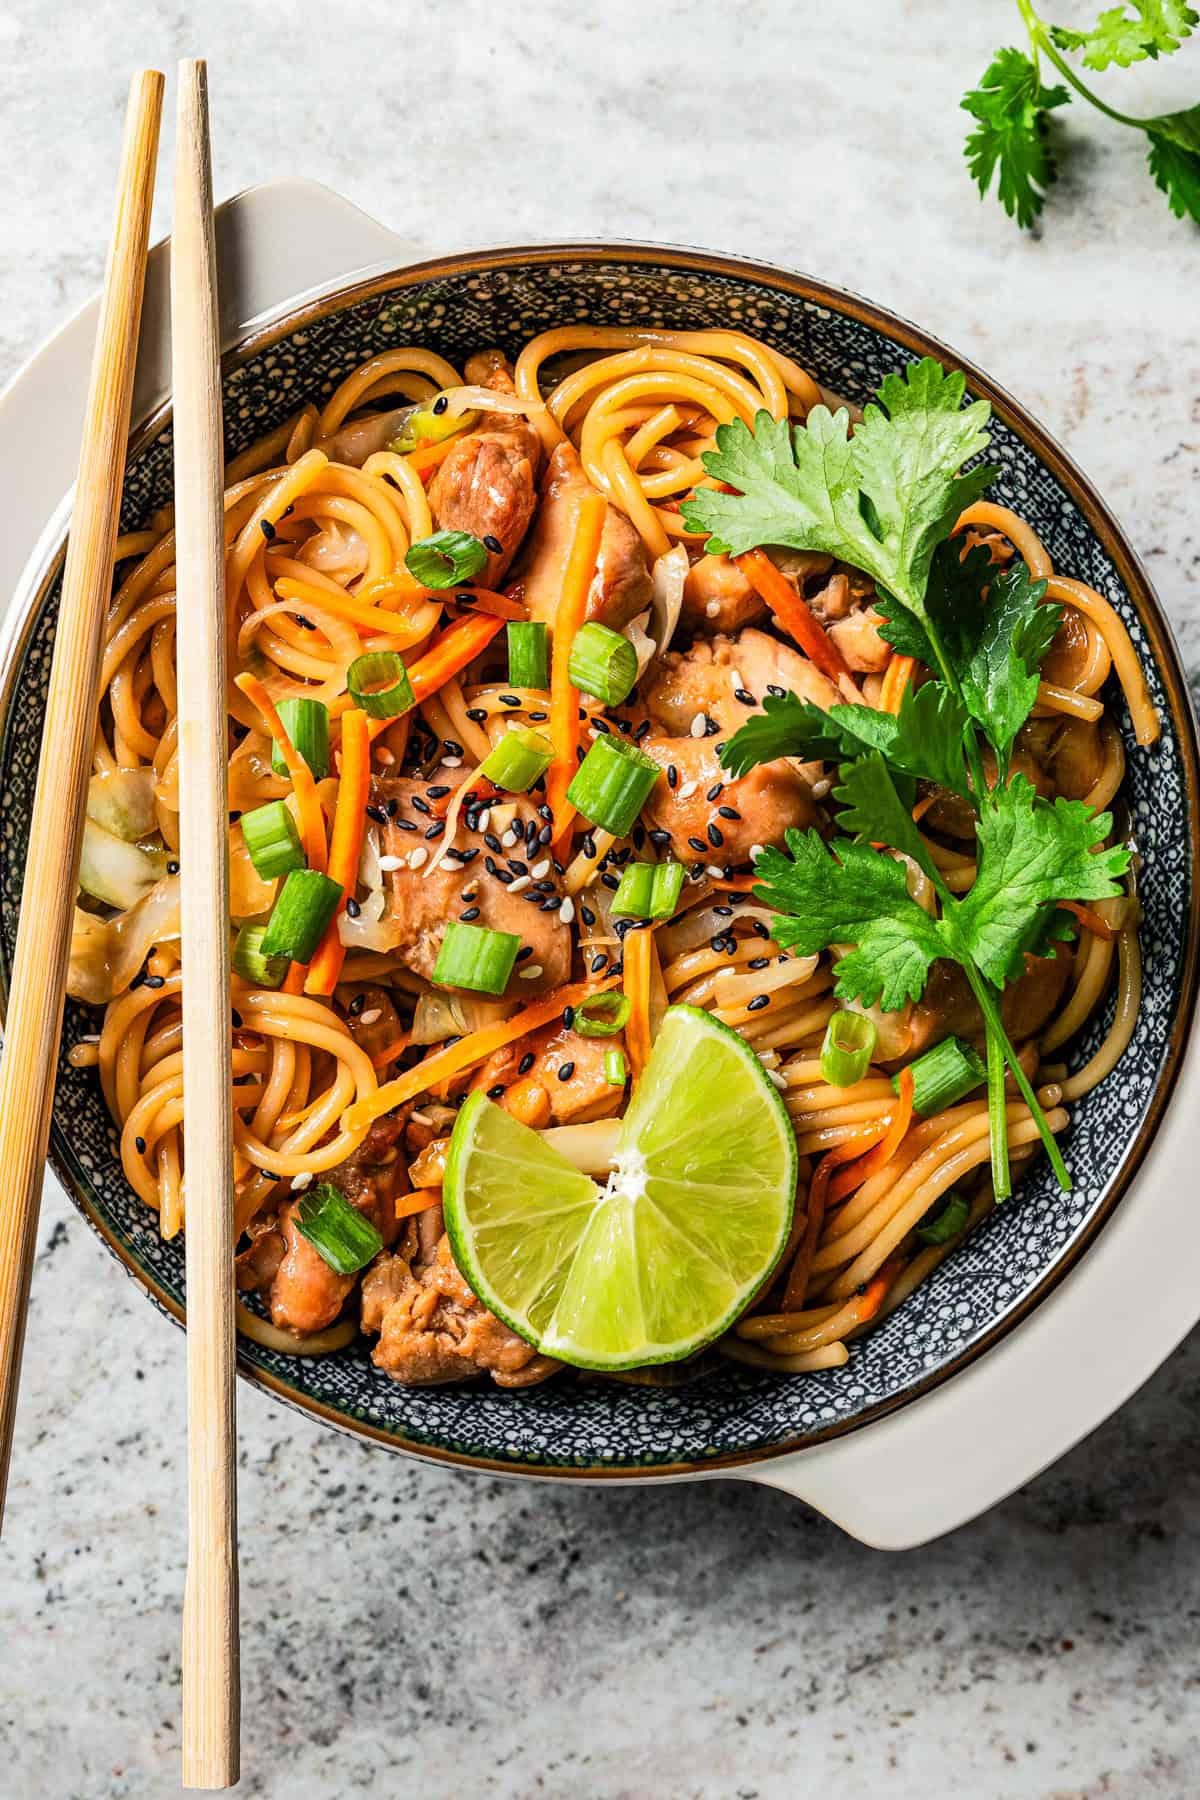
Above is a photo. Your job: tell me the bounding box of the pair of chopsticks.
[0,64,240,1790]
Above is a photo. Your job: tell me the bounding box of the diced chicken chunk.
[680,554,765,635]
[518,440,653,633]
[641,628,838,737]
[906,952,1074,1059]
[427,353,541,587]
[472,1023,625,1124]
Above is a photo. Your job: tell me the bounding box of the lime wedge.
[443,1004,796,1370]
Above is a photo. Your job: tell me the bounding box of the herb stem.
[960,959,1071,1190]
[1018,0,1155,131]
[985,1019,1012,1201]
[921,615,990,805]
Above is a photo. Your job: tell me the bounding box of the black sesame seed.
[537,804,553,822]
[483,533,503,554]
[495,869,514,885]
[580,903,596,927]
[531,880,554,894]
[601,872,620,890]
[379,797,397,818]
[432,394,449,415]
[631,825,646,850]
[608,960,624,978]
[667,764,679,789]
[747,994,770,1012]
[714,905,733,917]
[734,688,756,706]
[718,805,741,821]
[443,739,463,757]
[706,783,724,803]
[259,518,276,540]
[751,920,771,938]
[648,828,671,848]
[231,1009,242,1029]
[484,833,503,854]
[748,956,769,970]
[426,785,450,800]
[166,860,180,875]
[487,1084,505,1100]
[590,952,607,973]
[581,832,597,859]
[365,803,387,824]
[135,1135,147,1154]
[424,822,445,840]
[704,716,721,736]
[506,858,528,876]
[466,707,488,723]
[562,1006,576,1030]
[410,796,432,816]
[537,823,553,845]
[707,824,724,848]
[444,848,469,863]
[295,614,315,630]
[346,897,361,919]
[687,836,708,855]
[528,710,548,722]
[614,716,632,735]
[144,974,165,990]
[518,1052,536,1075]
[634,719,651,741]
[766,684,786,698]
[557,1062,576,1082]
[499,694,521,708]
[458,848,480,865]
[515,946,534,963]
[348,994,366,1016]
[395,818,418,833]
[593,717,611,734]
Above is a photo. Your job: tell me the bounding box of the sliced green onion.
[294,1182,383,1275]
[240,800,305,880]
[432,920,520,995]
[611,860,686,921]
[820,1011,878,1087]
[479,726,554,793]
[566,733,660,837]
[574,992,631,1038]
[405,529,489,589]
[259,868,343,964]
[568,621,639,706]
[389,396,475,454]
[604,1048,628,1087]
[895,1035,987,1116]
[232,923,288,990]
[507,620,550,689]
[270,697,330,780]
[347,650,416,720]
[916,1191,970,1245]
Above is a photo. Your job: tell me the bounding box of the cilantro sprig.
[963,2,1200,229]
[682,359,1134,1200]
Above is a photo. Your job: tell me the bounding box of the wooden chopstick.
[0,70,164,1524]
[172,61,241,1791]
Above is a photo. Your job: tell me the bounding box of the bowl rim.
[6,238,1199,1480]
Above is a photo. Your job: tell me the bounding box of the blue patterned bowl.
[3,246,1197,1479]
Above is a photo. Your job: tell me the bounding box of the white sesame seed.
[442,756,463,768]
[705,600,721,619]
[508,875,533,893]
[374,746,395,766]
[476,807,491,832]
[519,964,544,980]
[501,827,520,847]
[676,780,699,801]
[749,843,765,862]
[359,1008,382,1025]
[530,858,551,879]
[767,1069,788,1091]
[706,863,725,879]
[810,777,832,800]
[558,897,575,924]
[689,712,707,738]
[378,854,404,871]
[290,1171,313,1192]
[78,1032,101,1045]
[731,668,744,691]
[407,847,428,871]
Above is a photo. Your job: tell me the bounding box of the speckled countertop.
[2,2,1199,1795]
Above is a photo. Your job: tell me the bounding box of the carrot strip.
[409,436,464,481]
[880,653,916,714]
[713,873,762,894]
[623,926,653,1079]
[282,963,308,995]
[305,708,371,996]
[370,1034,411,1072]
[547,490,608,845]
[848,1254,905,1326]
[735,548,851,683]
[345,977,619,1130]
[326,614,505,742]
[827,1066,914,1205]
[395,1189,440,1221]
[448,589,528,621]
[1060,899,1117,940]
[274,575,435,638]
[782,1121,889,1311]
[234,671,328,873]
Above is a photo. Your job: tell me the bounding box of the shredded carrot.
[378,613,506,740]
[849,1254,905,1326]
[448,589,528,621]
[234,671,328,872]
[370,1034,410,1072]
[1060,899,1117,940]
[547,490,608,845]
[782,1121,889,1311]
[409,436,465,481]
[828,1066,914,1205]
[345,977,619,1130]
[395,1189,440,1221]
[282,963,308,995]
[274,575,434,638]
[713,873,762,894]
[880,653,916,714]
[734,548,852,684]
[305,708,371,996]
[623,926,654,1079]
[911,793,937,825]
[428,772,498,820]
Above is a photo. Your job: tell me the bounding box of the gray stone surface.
[1,2,1199,1794]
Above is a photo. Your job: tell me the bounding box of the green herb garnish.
[683,360,1133,1201]
[963,3,1200,231]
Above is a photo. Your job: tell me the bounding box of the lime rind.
[443,1005,797,1371]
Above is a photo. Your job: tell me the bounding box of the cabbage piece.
[66,874,181,1004]
[86,768,158,842]
[78,818,168,909]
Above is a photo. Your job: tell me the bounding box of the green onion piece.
[294,1182,383,1275]
[405,529,489,589]
[389,396,475,454]
[507,620,550,689]
[432,920,520,995]
[604,1048,628,1087]
[566,733,660,837]
[611,860,685,921]
[231,923,288,990]
[479,726,554,793]
[347,650,416,720]
[916,1191,970,1245]
[895,1035,987,1116]
[567,621,639,707]
[820,1011,878,1088]
[270,697,330,780]
[574,991,632,1038]
[259,868,343,964]
[240,800,305,880]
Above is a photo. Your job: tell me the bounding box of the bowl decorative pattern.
[2,250,1195,1476]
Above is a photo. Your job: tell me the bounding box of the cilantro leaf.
[953,777,1130,985]
[718,693,854,775]
[1051,2,1197,69]
[833,751,939,876]
[751,830,944,1010]
[875,539,994,668]
[959,561,1061,775]
[682,360,995,623]
[720,682,971,798]
[962,48,1071,229]
[1147,126,1200,221]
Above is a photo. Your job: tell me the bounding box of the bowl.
[3,232,1197,1489]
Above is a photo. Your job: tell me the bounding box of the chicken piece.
[804,569,891,672]
[1017,716,1106,802]
[376,775,570,995]
[680,553,766,635]
[905,952,1074,1059]
[641,627,839,736]
[518,440,653,633]
[427,352,541,587]
[922,746,1053,839]
[472,1022,626,1124]
[262,1113,409,1336]
[362,1226,557,1387]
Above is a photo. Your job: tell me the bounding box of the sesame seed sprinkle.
[519,964,544,980]
[558,897,575,924]
[290,1172,313,1191]
[689,713,707,738]
[408,847,428,870]
[359,1008,382,1025]
[378,854,403,871]
[530,858,551,878]
[705,600,720,618]
[508,875,533,893]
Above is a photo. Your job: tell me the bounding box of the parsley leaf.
[1147,125,1200,220]
[954,777,1130,985]
[751,830,945,1011]
[1051,2,1197,69]
[682,360,996,623]
[962,47,1071,229]
[959,561,1061,775]
[720,683,972,799]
